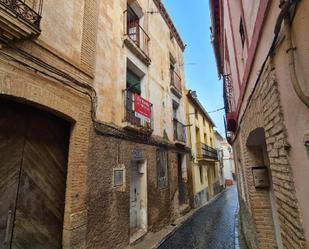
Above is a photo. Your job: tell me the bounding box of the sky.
[162,0,225,136]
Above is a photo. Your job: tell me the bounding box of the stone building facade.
[0,0,192,248]
[210,0,309,248]
[185,90,221,208]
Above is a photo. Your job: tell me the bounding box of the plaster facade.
[185,90,222,208]
[0,0,191,248]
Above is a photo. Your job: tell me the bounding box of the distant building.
[210,0,309,248]
[214,131,235,187]
[185,90,222,208]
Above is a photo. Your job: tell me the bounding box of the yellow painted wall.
[185,91,217,196]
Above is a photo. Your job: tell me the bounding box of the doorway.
[207,165,215,198]
[0,99,70,249]
[130,160,147,243]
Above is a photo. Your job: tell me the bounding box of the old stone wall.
[234,62,306,249]
[86,129,191,249]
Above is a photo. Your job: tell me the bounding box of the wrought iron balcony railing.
[123,89,153,133]
[173,118,186,143]
[170,69,182,94]
[123,7,150,59]
[223,74,237,134]
[223,74,235,114]
[196,142,218,161]
[0,0,42,30]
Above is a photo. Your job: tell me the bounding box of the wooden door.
[0,103,27,249]
[0,100,70,249]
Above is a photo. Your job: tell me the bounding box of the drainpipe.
[281,0,309,108]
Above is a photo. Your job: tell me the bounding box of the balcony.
[173,119,186,144]
[223,74,237,133]
[123,7,150,66]
[123,89,153,134]
[0,0,42,42]
[170,69,182,97]
[196,142,218,161]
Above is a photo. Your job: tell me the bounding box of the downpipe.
[281,0,309,108]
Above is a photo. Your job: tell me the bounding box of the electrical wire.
[207,107,225,114]
[0,43,175,148]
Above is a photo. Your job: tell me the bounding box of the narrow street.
[158,186,247,249]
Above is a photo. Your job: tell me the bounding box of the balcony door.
[0,99,70,249]
[127,6,140,45]
[126,69,141,126]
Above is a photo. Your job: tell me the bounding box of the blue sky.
[163,0,225,136]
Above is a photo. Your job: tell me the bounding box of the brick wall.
[234,62,306,249]
[0,59,92,248]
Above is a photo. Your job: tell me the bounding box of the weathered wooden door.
[0,100,70,249]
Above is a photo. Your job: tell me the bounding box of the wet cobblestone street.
[158,186,247,249]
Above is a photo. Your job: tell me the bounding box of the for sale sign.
[134,93,151,122]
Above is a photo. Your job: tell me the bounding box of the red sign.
[134,93,151,122]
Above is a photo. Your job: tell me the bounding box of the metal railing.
[196,142,218,161]
[123,89,153,132]
[223,74,235,114]
[124,7,150,57]
[0,0,42,29]
[173,119,186,143]
[170,69,182,93]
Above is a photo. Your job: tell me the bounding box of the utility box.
[252,166,270,189]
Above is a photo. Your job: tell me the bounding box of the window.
[172,100,179,120]
[127,69,141,93]
[127,6,140,43]
[157,149,168,189]
[170,54,176,71]
[195,109,198,120]
[239,18,245,48]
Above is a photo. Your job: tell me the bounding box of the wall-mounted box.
[113,165,126,191]
[252,166,270,189]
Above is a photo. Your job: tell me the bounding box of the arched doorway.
[246,128,283,249]
[0,98,70,249]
